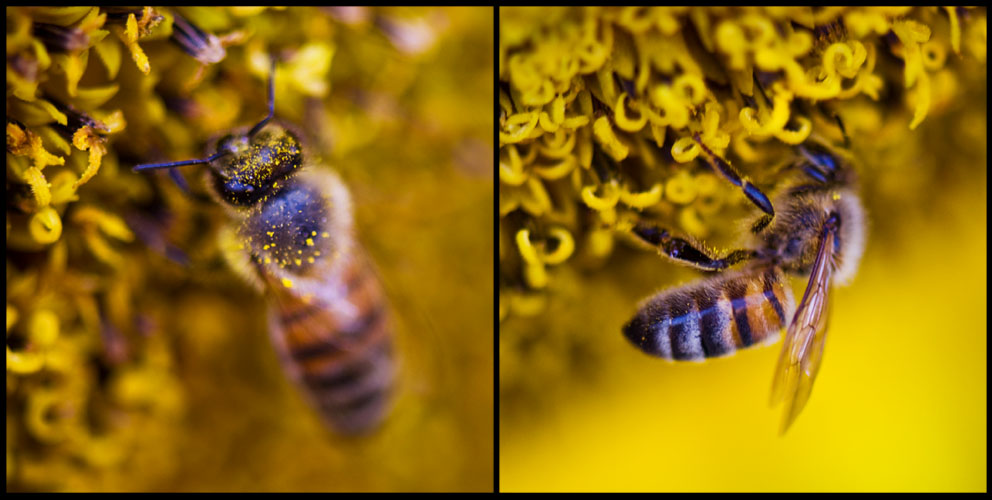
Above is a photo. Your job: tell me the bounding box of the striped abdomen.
[267,251,393,434]
[623,267,796,361]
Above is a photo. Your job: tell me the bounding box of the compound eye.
[216,134,235,152]
[218,175,263,205]
[216,134,250,157]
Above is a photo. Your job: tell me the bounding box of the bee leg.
[693,134,775,217]
[123,212,190,266]
[167,166,191,194]
[632,222,754,271]
[751,214,774,234]
[815,101,851,148]
[834,114,850,148]
[159,168,216,204]
[797,142,840,183]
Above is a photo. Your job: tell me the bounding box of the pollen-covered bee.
[622,131,866,433]
[133,62,394,435]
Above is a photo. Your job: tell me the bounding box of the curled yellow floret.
[539,111,559,133]
[679,206,707,238]
[71,127,107,191]
[27,310,60,347]
[647,85,689,129]
[614,93,648,132]
[499,145,528,186]
[7,347,45,375]
[550,94,566,125]
[7,123,66,172]
[715,20,747,69]
[586,227,614,258]
[665,170,697,205]
[823,41,866,79]
[118,13,150,75]
[541,227,575,265]
[775,116,812,145]
[671,136,701,163]
[673,74,707,106]
[507,290,548,317]
[740,92,792,137]
[26,390,79,443]
[28,207,63,244]
[592,116,629,161]
[620,183,664,209]
[24,168,53,208]
[524,261,548,288]
[516,229,542,265]
[72,206,134,242]
[538,128,576,159]
[581,181,620,211]
[521,177,552,215]
[533,157,576,180]
[892,19,933,129]
[944,7,961,54]
[501,111,540,145]
[694,173,724,215]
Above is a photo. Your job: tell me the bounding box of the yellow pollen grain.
[281,278,293,288]
[306,238,314,246]
[264,257,271,264]
[311,231,317,236]
[321,232,330,238]
[294,258,302,266]
[307,257,315,264]
[267,231,274,237]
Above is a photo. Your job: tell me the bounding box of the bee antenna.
[248,57,277,137]
[132,150,229,172]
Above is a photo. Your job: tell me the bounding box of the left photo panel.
[6,6,494,492]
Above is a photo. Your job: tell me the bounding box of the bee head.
[208,123,304,206]
[132,57,304,206]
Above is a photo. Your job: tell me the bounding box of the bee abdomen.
[622,268,793,361]
[299,336,393,434]
[270,255,394,434]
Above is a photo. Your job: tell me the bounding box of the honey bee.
[622,132,866,433]
[133,62,394,435]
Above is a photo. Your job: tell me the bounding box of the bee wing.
[770,223,836,434]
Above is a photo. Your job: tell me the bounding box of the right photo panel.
[499,6,987,493]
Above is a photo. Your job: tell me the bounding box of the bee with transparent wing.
[623,133,865,433]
